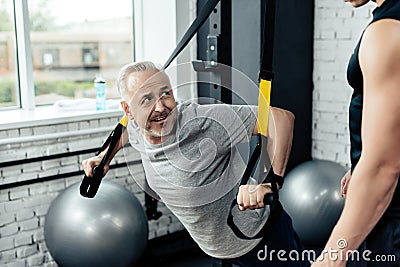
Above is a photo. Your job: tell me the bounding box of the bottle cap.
[94,75,105,83]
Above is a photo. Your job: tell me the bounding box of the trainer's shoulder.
[361,19,400,76]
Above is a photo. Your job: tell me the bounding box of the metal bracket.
[193,1,233,104]
[207,35,218,68]
[192,35,218,72]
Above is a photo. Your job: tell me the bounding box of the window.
[42,48,60,67]
[0,0,134,108]
[82,46,99,67]
[28,0,134,106]
[0,0,19,108]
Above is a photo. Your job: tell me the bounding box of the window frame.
[14,0,35,110]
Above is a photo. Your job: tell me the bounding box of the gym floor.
[136,230,239,267]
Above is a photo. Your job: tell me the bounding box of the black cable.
[163,0,220,69]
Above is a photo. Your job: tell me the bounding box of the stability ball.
[280,160,346,248]
[44,180,148,267]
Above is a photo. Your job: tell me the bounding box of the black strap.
[228,199,283,240]
[163,0,221,69]
[227,0,278,240]
[227,164,283,240]
[238,134,283,188]
[259,0,275,81]
[80,123,126,198]
[238,0,277,190]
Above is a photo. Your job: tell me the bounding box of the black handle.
[80,166,104,198]
[227,163,283,240]
[227,191,280,240]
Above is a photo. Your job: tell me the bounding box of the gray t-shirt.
[127,102,270,258]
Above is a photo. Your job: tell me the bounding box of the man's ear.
[120,101,134,120]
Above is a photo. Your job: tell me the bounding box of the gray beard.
[145,110,177,138]
[147,128,163,138]
[144,126,172,138]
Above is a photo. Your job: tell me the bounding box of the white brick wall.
[313,1,375,167]
[0,115,183,266]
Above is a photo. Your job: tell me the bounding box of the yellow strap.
[257,79,271,136]
[119,115,129,127]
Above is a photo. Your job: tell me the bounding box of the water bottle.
[94,75,106,111]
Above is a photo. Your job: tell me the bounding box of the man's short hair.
[117,61,161,100]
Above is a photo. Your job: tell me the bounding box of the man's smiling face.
[123,70,177,144]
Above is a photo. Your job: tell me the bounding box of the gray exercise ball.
[280,160,346,248]
[44,180,148,267]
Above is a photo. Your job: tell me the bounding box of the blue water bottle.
[94,75,106,111]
